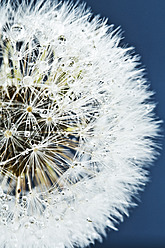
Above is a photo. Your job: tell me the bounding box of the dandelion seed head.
[0,0,161,247]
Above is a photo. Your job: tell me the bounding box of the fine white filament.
[0,0,161,248]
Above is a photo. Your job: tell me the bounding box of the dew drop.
[23,76,33,86]
[58,35,66,42]
[38,61,48,72]
[11,24,25,41]
[22,196,27,202]
[24,131,30,137]
[17,189,21,194]
[2,204,8,211]
[29,217,35,224]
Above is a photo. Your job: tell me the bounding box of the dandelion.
[0,0,161,247]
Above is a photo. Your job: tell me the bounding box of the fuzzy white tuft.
[0,0,161,247]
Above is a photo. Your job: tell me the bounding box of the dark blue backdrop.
[74,0,165,248]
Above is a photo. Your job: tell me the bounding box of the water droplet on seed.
[23,76,33,86]
[22,196,27,202]
[38,61,48,72]
[11,24,25,41]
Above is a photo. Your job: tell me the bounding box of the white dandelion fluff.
[0,0,161,247]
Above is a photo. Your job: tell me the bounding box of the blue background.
[74,0,165,248]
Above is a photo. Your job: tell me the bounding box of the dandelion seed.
[23,76,33,86]
[4,129,12,138]
[26,106,33,113]
[0,0,161,248]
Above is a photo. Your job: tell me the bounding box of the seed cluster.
[0,25,81,198]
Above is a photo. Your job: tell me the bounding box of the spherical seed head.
[0,1,161,248]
